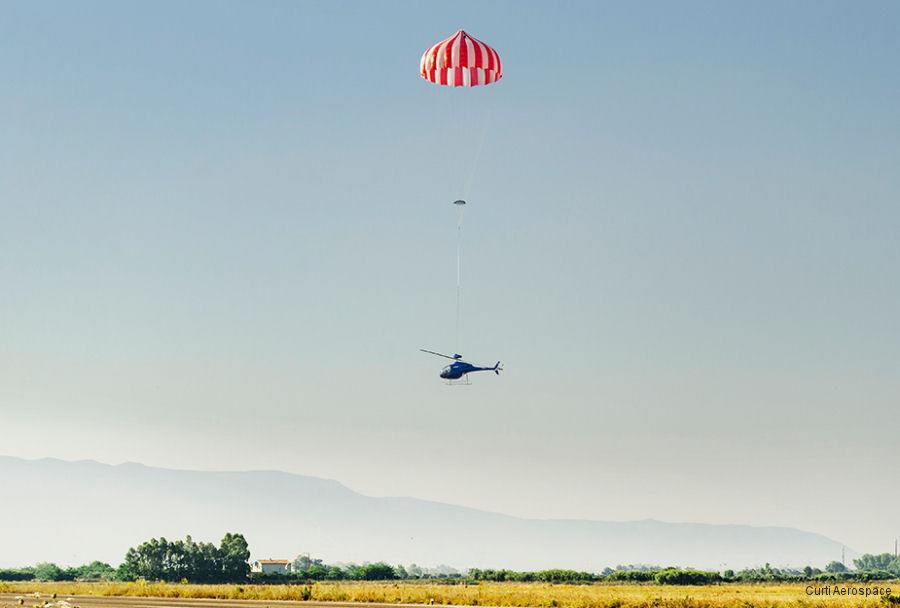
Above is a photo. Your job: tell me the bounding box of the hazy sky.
[2,1,898,556]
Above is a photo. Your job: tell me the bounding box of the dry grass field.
[1,580,897,608]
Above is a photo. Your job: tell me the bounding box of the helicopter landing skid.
[444,376,471,386]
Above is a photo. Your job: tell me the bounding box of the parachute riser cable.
[463,107,492,201]
[454,200,465,353]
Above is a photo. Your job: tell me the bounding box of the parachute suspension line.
[463,108,492,201]
[454,200,466,353]
[445,90,464,199]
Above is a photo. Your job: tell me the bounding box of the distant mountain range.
[0,456,851,571]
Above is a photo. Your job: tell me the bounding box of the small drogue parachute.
[420,30,502,87]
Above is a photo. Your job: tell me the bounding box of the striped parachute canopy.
[420,30,502,87]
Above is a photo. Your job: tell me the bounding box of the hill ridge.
[0,455,851,571]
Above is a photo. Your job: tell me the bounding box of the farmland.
[1,580,897,608]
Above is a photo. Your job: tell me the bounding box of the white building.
[251,559,291,573]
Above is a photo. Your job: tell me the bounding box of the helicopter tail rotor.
[493,361,502,375]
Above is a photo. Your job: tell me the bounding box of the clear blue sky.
[2,0,899,555]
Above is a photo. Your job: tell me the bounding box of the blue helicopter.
[420,349,502,381]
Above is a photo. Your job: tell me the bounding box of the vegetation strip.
[3,582,900,608]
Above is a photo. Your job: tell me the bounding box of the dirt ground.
[0,595,406,608]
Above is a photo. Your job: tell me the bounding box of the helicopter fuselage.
[421,349,501,381]
[440,361,499,379]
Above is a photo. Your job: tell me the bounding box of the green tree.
[825,561,848,573]
[358,562,396,580]
[325,566,345,580]
[74,561,116,580]
[218,533,250,582]
[292,556,324,573]
[121,532,251,583]
[0,567,35,581]
[307,565,328,580]
[654,568,721,585]
[34,563,64,582]
[164,538,189,581]
[191,538,221,582]
[116,559,138,582]
[135,537,168,580]
[854,554,895,572]
[293,555,309,571]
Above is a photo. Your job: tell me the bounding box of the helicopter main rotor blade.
[419,348,458,360]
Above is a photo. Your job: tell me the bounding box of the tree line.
[0,534,250,583]
[2,533,899,586]
[0,561,115,582]
[117,533,250,582]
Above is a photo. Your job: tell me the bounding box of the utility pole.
[303,552,311,587]
[296,552,312,591]
[842,546,845,566]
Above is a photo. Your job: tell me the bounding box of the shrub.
[654,568,721,585]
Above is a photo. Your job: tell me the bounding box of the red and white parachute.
[419,31,502,365]
[420,30,502,87]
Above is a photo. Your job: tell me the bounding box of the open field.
[1,581,898,608]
